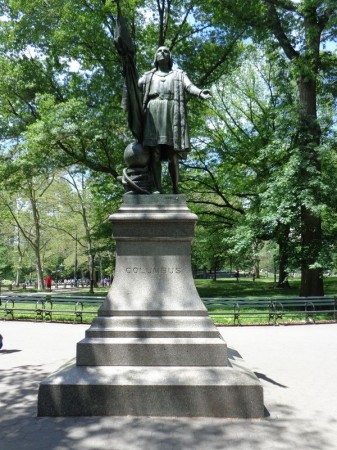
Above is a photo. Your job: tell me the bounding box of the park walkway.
[1,320,337,450]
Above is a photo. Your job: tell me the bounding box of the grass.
[195,277,299,298]
[195,276,337,298]
[196,277,337,324]
[208,310,336,326]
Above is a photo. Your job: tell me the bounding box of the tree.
[0,0,243,284]
[0,170,55,289]
[1,0,336,297]
[0,210,14,282]
[192,223,229,281]
[196,0,337,295]
[60,170,102,293]
[183,46,290,282]
[0,0,239,180]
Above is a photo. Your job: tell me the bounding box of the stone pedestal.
[38,195,264,418]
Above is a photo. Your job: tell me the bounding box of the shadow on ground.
[0,349,22,355]
[0,362,336,450]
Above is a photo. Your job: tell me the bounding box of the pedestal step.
[38,362,264,418]
[85,316,220,338]
[76,337,228,366]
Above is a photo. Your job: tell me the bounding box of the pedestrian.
[0,334,3,350]
[45,275,52,292]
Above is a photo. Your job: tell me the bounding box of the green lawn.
[195,276,337,298]
[196,277,337,325]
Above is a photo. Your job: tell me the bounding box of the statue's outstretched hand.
[200,89,212,100]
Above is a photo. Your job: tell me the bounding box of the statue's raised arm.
[113,2,143,143]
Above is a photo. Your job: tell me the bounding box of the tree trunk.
[297,76,323,296]
[30,189,44,290]
[276,223,290,288]
[277,255,289,288]
[265,3,325,296]
[300,267,323,297]
[254,259,260,279]
[88,252,95,293]
[212,263,217,281]
[299,206,324,296]
[35,255,44,290]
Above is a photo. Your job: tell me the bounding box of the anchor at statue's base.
[119,142,152,194]
[121,167,152,194]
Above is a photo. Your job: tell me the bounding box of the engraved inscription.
[125,267,182,274]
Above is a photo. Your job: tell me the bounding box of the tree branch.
[265,0,298,12]
[198,32,245,86]
[317,5,335,32]
[264,0,299,60]
[169,2,195,49]
[56,140,119,178]
[188,199,244,214]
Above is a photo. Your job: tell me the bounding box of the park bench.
[1,294,336,325]
[0,294,105,322]
[43,295,105,323]
[0,294,48,320]
[202,297,274,325]
[202,295,337,325]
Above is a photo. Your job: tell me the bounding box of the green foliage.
[0,0,336,295]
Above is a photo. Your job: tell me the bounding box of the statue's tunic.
[139,69,202,158]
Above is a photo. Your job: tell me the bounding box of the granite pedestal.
[38,195,264,418]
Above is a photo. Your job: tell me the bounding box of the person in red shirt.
[45,275,52,291]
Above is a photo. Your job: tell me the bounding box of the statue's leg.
[151,147,162,193]
[168,151,179,194]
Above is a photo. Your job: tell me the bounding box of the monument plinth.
[38,195,264,418]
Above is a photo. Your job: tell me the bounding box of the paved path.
[1,321,337,450]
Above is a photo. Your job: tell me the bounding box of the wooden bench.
[202,296,337,325]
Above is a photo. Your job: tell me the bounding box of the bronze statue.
[139,47,211,194]
[113,6,210,194]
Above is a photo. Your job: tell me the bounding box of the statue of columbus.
[113,2,211,194]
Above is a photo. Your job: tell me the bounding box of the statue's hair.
[153,46,173,70]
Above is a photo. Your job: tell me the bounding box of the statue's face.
[156,47,170,65]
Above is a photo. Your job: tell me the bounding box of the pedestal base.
[38,360,263,418]
[38,195,264,418]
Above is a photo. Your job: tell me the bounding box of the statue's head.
[153,46,173,69]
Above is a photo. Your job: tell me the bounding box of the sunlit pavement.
[1,320,337,450]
